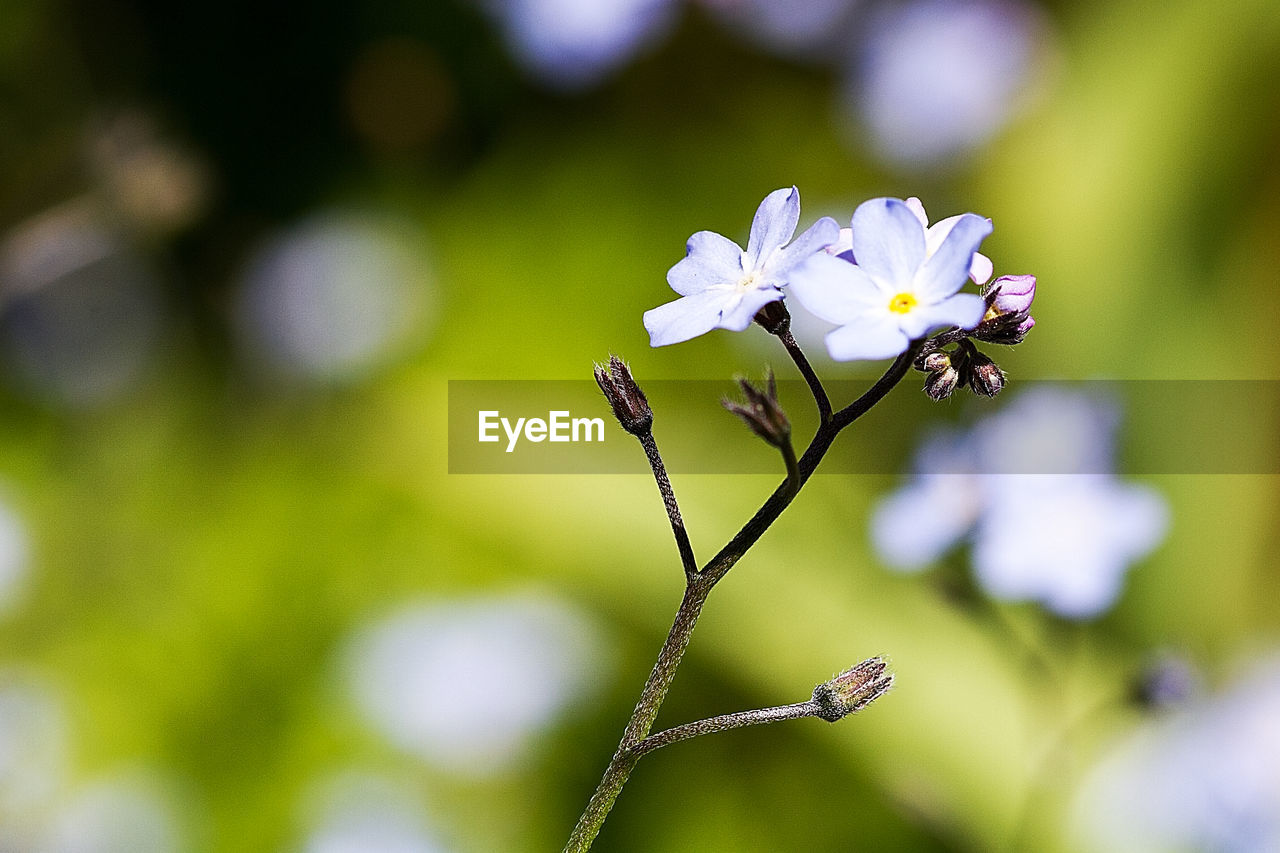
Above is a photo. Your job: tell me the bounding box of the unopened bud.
[968,352,1006,397]
[985,274,1036,315]
[922,351,951,373]
[976,275,1036,344]
[723,370,791,448]
[924,366,960,401]
[752,300,791,335]
[594,355,653,436]
[812,657,894,722]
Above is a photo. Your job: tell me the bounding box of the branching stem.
[564,339,925,853]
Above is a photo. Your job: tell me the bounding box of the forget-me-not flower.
[787,197,992,361]
[870,387,1168,619]
[643,187,839,347]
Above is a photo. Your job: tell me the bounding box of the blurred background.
[1,0,1278,850]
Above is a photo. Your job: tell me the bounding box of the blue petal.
[787,253,883,325]
[849,198,926,288]
[667,230,745,296]
[824,312,910,361]
[718,287,783,332]
[643,290,729,347]
[913,213,993,301]
[898,293,986,339]
[745,187,800,271]
[770,216,840,279]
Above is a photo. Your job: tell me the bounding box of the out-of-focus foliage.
[0,0,1277,850]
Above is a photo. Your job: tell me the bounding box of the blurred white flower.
[234,211,430,384]
[44,774,182,853]
[1074,655,1280,852]
[843,0,1052,168]
[0,202,164,407]
[343,593,609,775]
[870,387,1168,618]
[0,497,29,616]
[0,677,68,838]
[475,0,678,90]
[698,0,859,58]
[300,771,449,853]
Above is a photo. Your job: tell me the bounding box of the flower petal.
[666,231,744,296]
[824,311,911,361]
[769,216,840,279]
[913,213,993,301]
[849,198,927,287]
[898,292,986,339]
[745,187,800,271]
[643,290,730,347]
[787,253,883,325]
[718,287,783,332]
[925,215,994,284]
[904,197,929,228]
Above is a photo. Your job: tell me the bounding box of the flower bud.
[594,355,653,436]
[922,351,951,373]
[752,300,791,335]
[976,275,1036,344]
[986,274,1036,315]
[723,370,791,448]
[812,657,894,722]
[968,352,1006,397]
[924,366,960,401]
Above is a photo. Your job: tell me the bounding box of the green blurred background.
[0,0,1278,850]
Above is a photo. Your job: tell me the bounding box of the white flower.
[1074,655,1280,852]
[342,594,608,775]
[643,187,839,347]
[870,388,1169,619]
[787,197,991,361]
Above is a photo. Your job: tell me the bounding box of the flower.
[904,197,993,285]
[869,387,1168,619]
[643,187,839,347]
[976,274,1037,342]
[841,0,1051,167]
[787,197,992,361]
[1074,654,1280,852]
[474,0,678,91]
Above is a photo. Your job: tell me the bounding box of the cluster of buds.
[812,657,895,722]
[915,344,1006,400]
[722,370,791,449]
[914,274,1036,401]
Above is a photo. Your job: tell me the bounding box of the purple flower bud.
[812,657,894,721]
[987,274,1036,315]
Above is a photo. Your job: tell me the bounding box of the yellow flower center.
[887,292,918,314]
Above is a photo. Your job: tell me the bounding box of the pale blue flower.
[870,387,1168,619]
[1074,655,1280,852]
[788,197,992,361]
[475,0,678,91]
[643,187,839,347]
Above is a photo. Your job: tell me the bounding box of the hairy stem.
[639,431,697,578]
[629,700,821,760]
[564,339,923,853]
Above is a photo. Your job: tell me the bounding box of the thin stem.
[565,340,925,853]
[777,327,832,423]
[780,438,800,496]
[629,700,821,760]
[639,431,697,579]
